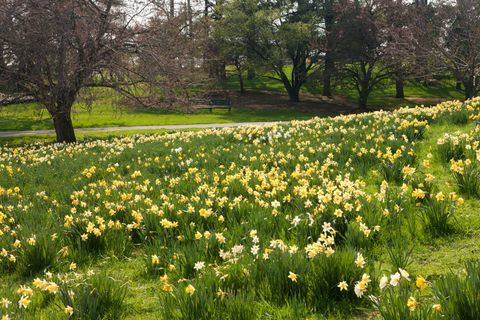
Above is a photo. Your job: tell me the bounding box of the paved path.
[0,121,281,137]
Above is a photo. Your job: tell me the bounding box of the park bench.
[194,98,232,112]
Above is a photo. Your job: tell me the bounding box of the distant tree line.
[0,0,479,142]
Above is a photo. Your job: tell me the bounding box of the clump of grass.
[305,249,370,313]
[396,117,428,142]
[381,154,416,184]
[58,273,127,320]
[436,132,469,164]
[419,192,457,237]
[68,226,131,262]
[432,260,480,320]
[254,251,308,305]
[371,280,434,320]
[385,236,413,270]
[18,232,59,276]
[450,159,480,198]
[438,106,469,125]
[162,287,258,320]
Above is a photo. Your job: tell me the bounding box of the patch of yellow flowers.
[1,97,480,318]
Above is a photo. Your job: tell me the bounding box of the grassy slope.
[408,124,480,276]
[77,121,474,319]
[0,117,479,319]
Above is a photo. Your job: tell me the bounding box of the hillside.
[0,99,479,319]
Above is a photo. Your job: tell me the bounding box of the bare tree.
[425,0,480,99]
[322,0,337,97]
[134,4,210,107]
[385,0,419,99]
[0,0,151,142]
[335,0,412,109]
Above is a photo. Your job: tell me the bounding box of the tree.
[217,0,322,102]
[214,31,248,94]
[0,0,149,142]
[427,0,480,99]
[135,2,211,106]
[213,2,260,94]
[321,0,337,97]
[336,0,411,109]
[385,1,418,99]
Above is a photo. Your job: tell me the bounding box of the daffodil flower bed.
[0,98,480,319]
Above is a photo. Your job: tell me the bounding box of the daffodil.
[415,276,428,290]
[288,272,298,282]
[64,305,74,316]
[151,255,160,265]
[185,284,196,295]
[407,296,417,311]
[18,296,30,309]
[337,281,348,291]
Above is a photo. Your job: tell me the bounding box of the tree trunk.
[322,2,335,97]
[218,61,226,81]
[456,81,462,91]
[464,80,475,99]
[358,83,369,110]
[186,0,193,35]
[204,0,209,17]
[358,95,368,110]
[0,43,5,71]
[287,87,300,102]
[238,72,245,94]
[247,68,256,80]
[323,53,334,97]
[170,0,175,17]
[395,77,405,99]
[53,111,76,143]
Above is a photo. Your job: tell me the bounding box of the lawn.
[0,90,315,132]
[0,98,479,319]
[223,68,465,107]
[1,72,466,134]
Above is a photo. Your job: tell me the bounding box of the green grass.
[0,89,315,132]
[1,100,480,319]
[1,71,465,135]
[407,123,480,276]
[334,79,464,108]
[223,68,465,107]
[0,129,192,146]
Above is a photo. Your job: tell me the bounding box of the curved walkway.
[0,121,281,137]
